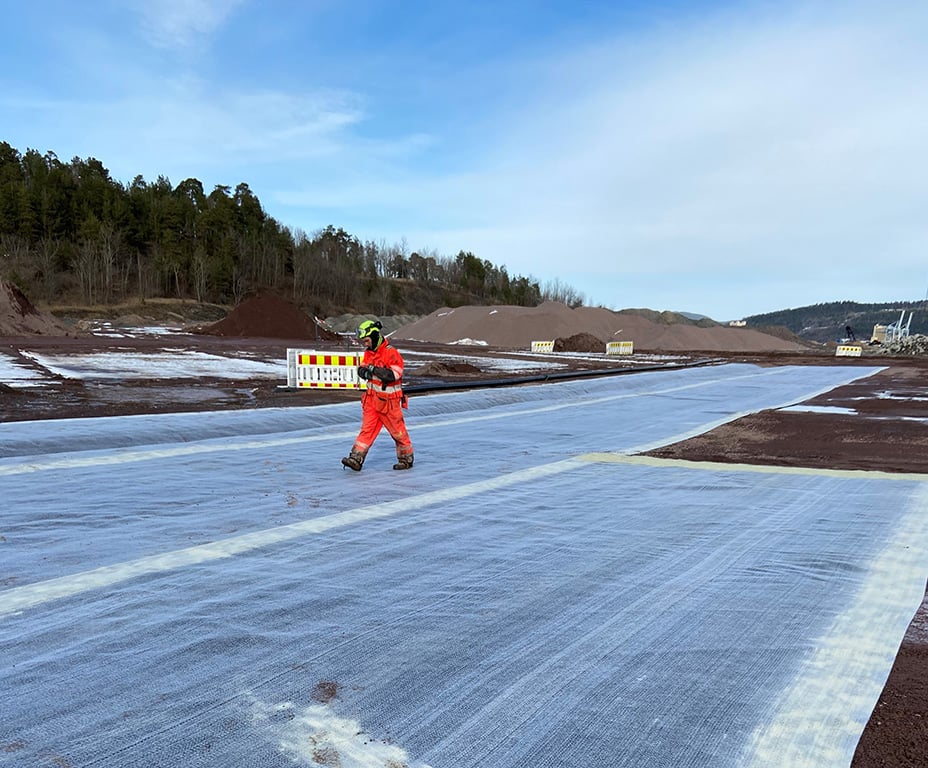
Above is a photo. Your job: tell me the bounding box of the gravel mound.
[394,301,810,352]
[193,291,340,340]
[554,333,606,353]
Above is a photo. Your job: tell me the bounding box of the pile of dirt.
[394,302,812,352]
[411,361,483,376]
[194,291,340,341]
[0,280,73,336]
[554,333,606,353]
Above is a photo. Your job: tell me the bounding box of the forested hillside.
[746,300,927,342]
[0,141,584,316]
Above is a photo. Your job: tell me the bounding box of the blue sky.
[2,0,926,320]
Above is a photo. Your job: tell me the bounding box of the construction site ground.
[1,331,926,766]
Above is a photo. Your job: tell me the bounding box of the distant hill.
[675,311,713,321]
[744,300,927,342]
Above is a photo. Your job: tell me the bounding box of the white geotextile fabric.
[2,362,927,767]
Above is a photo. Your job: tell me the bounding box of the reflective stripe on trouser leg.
[352,397,383,453]
[381,398,412,456]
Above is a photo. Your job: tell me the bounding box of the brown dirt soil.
[642,365,928,474]
[410,360,483,376]
[554,332,606,352]
[193,290,340,341]
[0,280,73,336]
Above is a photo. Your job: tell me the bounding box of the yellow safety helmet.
[357,319,383,346]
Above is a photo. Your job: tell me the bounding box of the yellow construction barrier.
[835,345,862,357]
[531,340,555,353]
[286,349,366,388]
[606,341,634,355]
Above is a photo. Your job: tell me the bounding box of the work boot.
[393,454,414,471]
[341,449,365,471]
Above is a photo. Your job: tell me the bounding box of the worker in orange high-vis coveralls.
[341,319,414,471]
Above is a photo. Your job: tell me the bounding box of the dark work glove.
[357,365,373,381]
[371,365,395,383]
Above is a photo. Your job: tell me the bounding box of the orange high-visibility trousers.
[352,392,413,459]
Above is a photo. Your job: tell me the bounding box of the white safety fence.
[606,340,634,355]
[835,344,863,357]
[286,348,365,388]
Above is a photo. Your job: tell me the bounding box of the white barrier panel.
[286,349,365,388]
[606,341,634,355]
[531,340,555,353]
[835,345,862,358]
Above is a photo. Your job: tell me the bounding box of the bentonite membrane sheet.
[1,363,926,767]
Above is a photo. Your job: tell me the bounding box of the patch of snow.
[872,392,928,402]
[779,405,858,416]
[87,322,189,338]
[0,354,53,388]
[250,697,433,768]
[20,350,284,381]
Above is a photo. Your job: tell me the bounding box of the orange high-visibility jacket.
[362,338,405,398]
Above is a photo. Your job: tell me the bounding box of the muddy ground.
[1,334,925,766]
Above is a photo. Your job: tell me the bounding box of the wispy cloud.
[108,78,364,165]
[2,79,367,188]
[357,2,928,313]
[129,0,247,50]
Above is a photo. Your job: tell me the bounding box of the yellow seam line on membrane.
[577,452,928,482]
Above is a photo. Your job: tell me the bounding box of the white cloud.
[359,2,928,314]
[130,0,247,49]
[37,77,368,189]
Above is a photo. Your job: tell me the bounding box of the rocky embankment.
[879,334,928,355]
